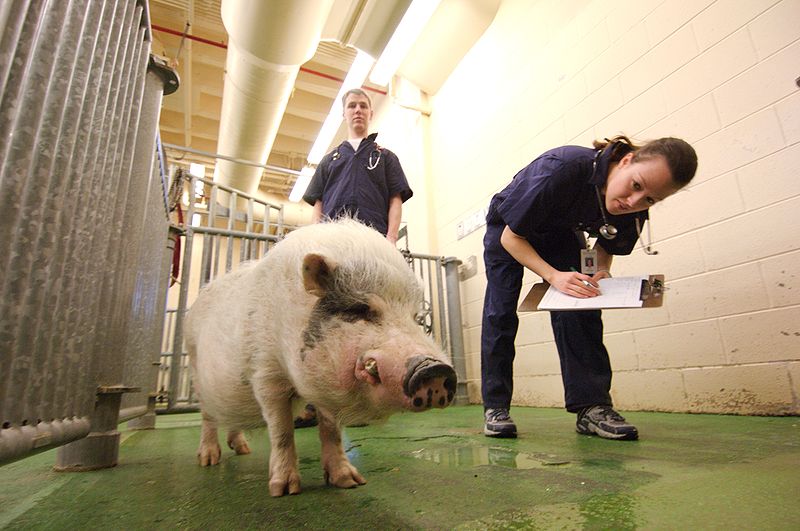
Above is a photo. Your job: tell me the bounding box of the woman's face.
[604,153,679,215]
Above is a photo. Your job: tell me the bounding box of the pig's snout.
[402,356,457,412]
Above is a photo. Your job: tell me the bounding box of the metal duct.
[215,0,335,196]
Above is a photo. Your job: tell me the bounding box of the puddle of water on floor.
[410,445,570,470]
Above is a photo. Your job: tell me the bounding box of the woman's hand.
[549,270,601,298]
[591,269,612,282]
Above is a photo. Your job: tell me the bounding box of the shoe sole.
[576,423,638,441]
[484,427,517,438]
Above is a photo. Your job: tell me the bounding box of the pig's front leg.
[256,380,302,496]
[197,411,222,466]
[317,410,366,489]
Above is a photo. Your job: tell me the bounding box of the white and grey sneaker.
[576,405,638,441]
[484,408,518,438]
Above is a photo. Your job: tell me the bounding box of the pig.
[184,219,457,497]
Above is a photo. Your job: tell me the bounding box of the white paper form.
[537,276,648,310]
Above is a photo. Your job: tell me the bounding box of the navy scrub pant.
[480,223,613,413]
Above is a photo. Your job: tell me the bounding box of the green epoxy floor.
[1,406,798,530]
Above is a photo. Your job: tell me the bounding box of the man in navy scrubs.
[303,88,412,245]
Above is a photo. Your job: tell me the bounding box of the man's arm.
[311,200,323,224]
[386,194,402,244]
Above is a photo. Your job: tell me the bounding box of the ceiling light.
[369,0,441,87]
[189,162,205,178]
[306,50,374,165]
[288,166,316,203]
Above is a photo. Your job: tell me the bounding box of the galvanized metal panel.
[1,0,175,466]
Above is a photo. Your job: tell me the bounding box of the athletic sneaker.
[293,404,318,429]
[484,408,518,438]
[576,405,638,440]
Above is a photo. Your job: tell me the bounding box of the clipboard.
[518,274,665,312]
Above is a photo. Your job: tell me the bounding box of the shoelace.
[595,406,625,422]
[488,409,511,422]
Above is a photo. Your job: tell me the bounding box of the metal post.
[443,257,469,405]
[54,385,138,471]
[434,259,446,349]
[167,175,195,409]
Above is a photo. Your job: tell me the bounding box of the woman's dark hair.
[594,135,698,188]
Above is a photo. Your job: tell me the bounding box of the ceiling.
[147,0,500,199]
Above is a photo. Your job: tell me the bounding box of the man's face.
[343,93,372,137]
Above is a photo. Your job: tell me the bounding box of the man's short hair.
[341,88,372,109]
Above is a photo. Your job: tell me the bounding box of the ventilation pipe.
[216,0,334,196]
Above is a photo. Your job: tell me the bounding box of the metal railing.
[160,168,286,409]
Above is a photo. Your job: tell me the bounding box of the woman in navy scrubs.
[481,136,697,440]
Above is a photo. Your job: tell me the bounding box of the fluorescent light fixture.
[369,0,441,87]
[289,166,316,203]
[189,162,205,178]
[306,50,374,165]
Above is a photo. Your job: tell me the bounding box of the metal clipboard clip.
[640,274,666,306]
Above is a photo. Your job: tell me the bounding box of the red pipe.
[151,24,388,96]
[152,23,227,49]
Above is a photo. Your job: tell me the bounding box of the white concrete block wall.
[423,0,800,415]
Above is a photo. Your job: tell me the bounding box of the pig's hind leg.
[227,430,251,455]
[198,412,222,466]
[318,410,367,489]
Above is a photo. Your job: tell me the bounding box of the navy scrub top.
[303,133,413,235]
[486,145,647,256]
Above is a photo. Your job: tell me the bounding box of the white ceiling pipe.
[216,0,335,196]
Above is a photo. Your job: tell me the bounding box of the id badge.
[580,248,598,275]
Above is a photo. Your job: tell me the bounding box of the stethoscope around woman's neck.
[591,147,658,255]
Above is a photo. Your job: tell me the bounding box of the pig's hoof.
[227,431,251,455]
[197,442,222,466]
[324,463,367,489]
[269,473,302,497]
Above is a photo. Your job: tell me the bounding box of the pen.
[570,267,592,287]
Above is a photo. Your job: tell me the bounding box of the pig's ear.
[302,253,337,297]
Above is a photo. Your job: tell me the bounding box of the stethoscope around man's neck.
[591,145,658,255]
[331,140,382,170]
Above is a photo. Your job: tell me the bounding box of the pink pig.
[185,219,457,496]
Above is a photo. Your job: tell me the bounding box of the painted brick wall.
[427,0,800,415]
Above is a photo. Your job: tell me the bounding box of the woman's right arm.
[500,226,599,298]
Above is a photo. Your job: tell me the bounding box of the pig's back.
[267,220,421,307]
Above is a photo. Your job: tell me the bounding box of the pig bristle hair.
[302,218,423,305]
